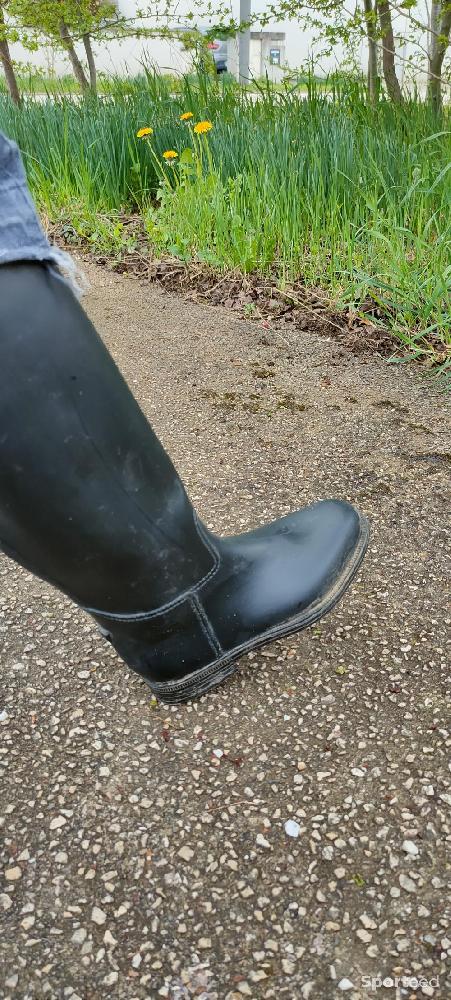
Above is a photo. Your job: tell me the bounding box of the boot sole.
[148,515,370,704]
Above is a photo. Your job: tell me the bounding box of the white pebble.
[49,815,67,831]
[284,820,300,839]
[399,873,417,893]
[91,907,107,926]
[72,928,87,944]
[178,845,194,862]
[103,972,118,985]
[402,839,419,856]
[5,867,22,881]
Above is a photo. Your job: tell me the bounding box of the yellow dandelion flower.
[163,150,178,160]
[137,127,153,139]
[193,120,213,135]
[180,112,194,121]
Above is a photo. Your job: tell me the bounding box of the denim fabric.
[0,130,83,293]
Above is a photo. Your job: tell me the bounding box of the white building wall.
[6,0,435,85]
[7,0,319,78]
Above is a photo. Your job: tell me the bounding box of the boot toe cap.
[204,499,367,645]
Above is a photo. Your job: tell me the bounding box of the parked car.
[206,37,228,74]
[196,28,228,73]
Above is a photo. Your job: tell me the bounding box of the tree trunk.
[0,38,20,104]
[0,4,21,104]
[58,18,89,91]
[427,2,451,110]
[82,32,97,92]
[378,0,403,103]
[363,0,379,104]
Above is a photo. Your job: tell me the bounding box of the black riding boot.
[0,262,369,702]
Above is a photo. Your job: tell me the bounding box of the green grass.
[0,72,83,95]
[0,71,450,375]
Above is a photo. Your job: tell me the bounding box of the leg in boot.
[0,260,368,702]
[0,131,369,702]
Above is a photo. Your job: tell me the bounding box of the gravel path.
[1,262,450,1000]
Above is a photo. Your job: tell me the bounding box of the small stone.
[198,937,211,949]
[360,913,377,930]
[402,839,419,856]
[282,959,296,974]
[284,820,300,838]
[237,983,252,996]
[249,970,267,982]
[0,710,8,722]
[0,893,13,909]
[55,852,68,864]
[178,845,194,862]
[334,867,346,879]
[91,907,107,926]
[256,833,271,849]
[49,815,67,831]
[399,874,416,893]
[396,938,409,952]
[301,984,314,999]
[337,979,354,991]
[21,915,35,930]
[5,867,22,881]
[356,929,372,943]
[5,975,18,988]
[103,972,118,985]
[72,928,87,944]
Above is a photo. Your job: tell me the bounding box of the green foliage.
[0,71,449,373]
[5,0,117,47]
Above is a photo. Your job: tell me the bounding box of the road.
[1,260,450,999]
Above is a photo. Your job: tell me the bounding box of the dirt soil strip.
[51,221,416,360]
[1,261,450,1000]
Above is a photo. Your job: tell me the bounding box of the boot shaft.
[0,263,214,613]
